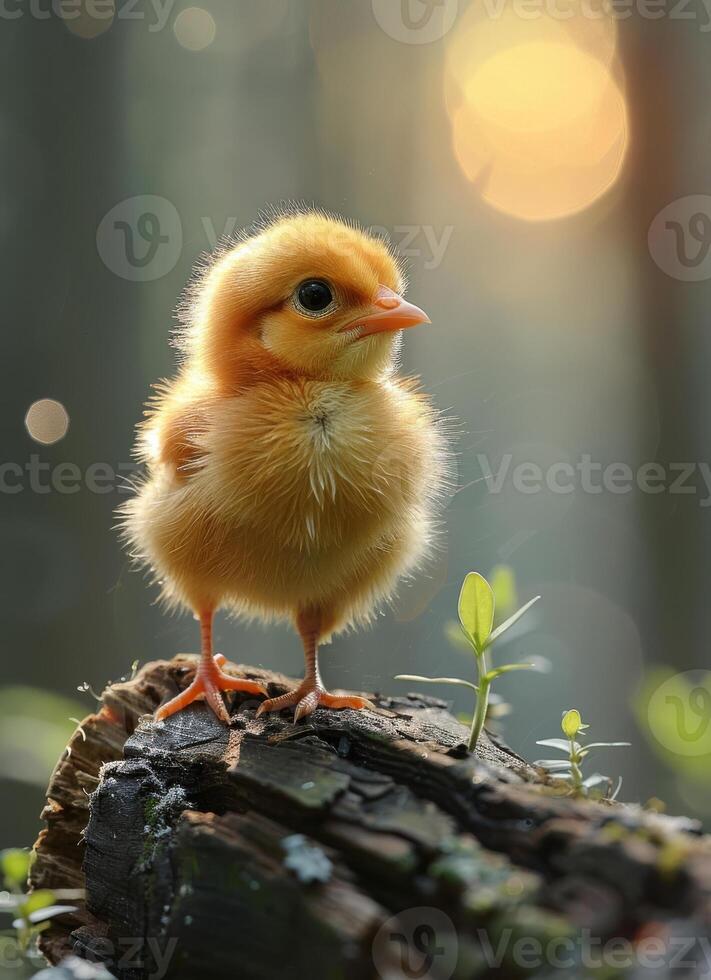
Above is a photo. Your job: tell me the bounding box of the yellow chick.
[120,209,449,723]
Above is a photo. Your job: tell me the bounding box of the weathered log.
[31,657,711,979]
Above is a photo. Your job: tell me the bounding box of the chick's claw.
[256,684,374,723]
[156,655,268,724]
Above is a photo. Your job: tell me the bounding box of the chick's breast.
[129,376,448,631]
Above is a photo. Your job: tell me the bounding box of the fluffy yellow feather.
[120,209,449,723]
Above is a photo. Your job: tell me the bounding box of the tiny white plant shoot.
[535,709,630,799]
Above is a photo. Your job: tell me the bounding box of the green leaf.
[534,759,574,770]
[14,904,77,929]
[0,849,30,890]
[581,742,631,750]
[395,674,478,692]
[488,596,541,646]
[485,661,542,681]
[489,565,518,621]
[582,774,610,789]
[535,738,576,753]
[18,890,55,918]
[561,709,583,739]
[22,888,57,916]
[458,572,495,652]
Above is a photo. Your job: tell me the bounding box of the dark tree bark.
[31,658,711,980]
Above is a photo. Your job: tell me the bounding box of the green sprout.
[397,571,543,753]
[535,709,630,799]
[0,848,82,961]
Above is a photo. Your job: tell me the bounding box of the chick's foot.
[156,654,268,723]
[256,682,374,723]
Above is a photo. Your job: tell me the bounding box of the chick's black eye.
[296,279,333,315]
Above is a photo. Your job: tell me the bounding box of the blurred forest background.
[2,0,711,862]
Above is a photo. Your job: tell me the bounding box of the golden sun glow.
[446,4,628,221]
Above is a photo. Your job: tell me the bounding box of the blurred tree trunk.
[621,25,699,665]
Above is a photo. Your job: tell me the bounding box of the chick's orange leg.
[257,607,374,722]
[155,611,267,723]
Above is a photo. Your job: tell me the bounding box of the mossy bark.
[31,657,711,979]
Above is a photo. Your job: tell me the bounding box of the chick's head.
[181,211,430,384]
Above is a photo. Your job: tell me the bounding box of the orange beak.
[339,285,431,340]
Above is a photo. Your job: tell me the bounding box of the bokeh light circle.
[25,399,70,445]
[60,0,115,39]
[445,2,628,221]
[173,7,217,51]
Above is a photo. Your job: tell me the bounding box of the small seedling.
[397,571,544,753]
[535,709,630,799]
[0,848,81,961]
